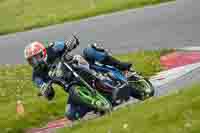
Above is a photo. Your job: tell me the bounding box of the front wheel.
[69,84,112,112]
[128,77,155,100]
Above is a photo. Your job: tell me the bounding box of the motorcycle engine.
[73,55,90,69]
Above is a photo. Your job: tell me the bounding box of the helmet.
[24,41,47,68]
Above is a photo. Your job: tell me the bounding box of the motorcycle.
[48,52,112,113]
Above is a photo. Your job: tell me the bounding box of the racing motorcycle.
[48,52,112,113]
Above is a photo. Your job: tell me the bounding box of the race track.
[0,0,200,98]
[12,0,199,132]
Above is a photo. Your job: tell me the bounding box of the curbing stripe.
[175,46,200,51]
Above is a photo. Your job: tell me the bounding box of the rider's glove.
[40,82,55,100]
[64,35,79,52]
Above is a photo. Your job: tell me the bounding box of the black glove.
[64,35,79,52]
[45,86,55,100]
[40,82,55,101]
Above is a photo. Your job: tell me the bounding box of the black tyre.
[69,84,112,111]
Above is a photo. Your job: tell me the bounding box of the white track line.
[176,46,200,51]
[150,62,200,87]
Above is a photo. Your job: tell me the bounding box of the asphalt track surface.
[0,1,200,96]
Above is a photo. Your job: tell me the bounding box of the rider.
[83,43,133,76]
[24,35,133,121]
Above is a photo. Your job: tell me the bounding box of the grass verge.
[0,0,173,35]
[58,84,200,133]
[0,49,168,133]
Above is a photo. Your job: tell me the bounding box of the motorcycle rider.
[83,43,134,77]
[24,35,133,121]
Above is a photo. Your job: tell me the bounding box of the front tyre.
[69,84,112,112]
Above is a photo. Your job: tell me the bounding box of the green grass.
[0,49,169,133]
[0,0,173,35]
[58,84,200,133]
